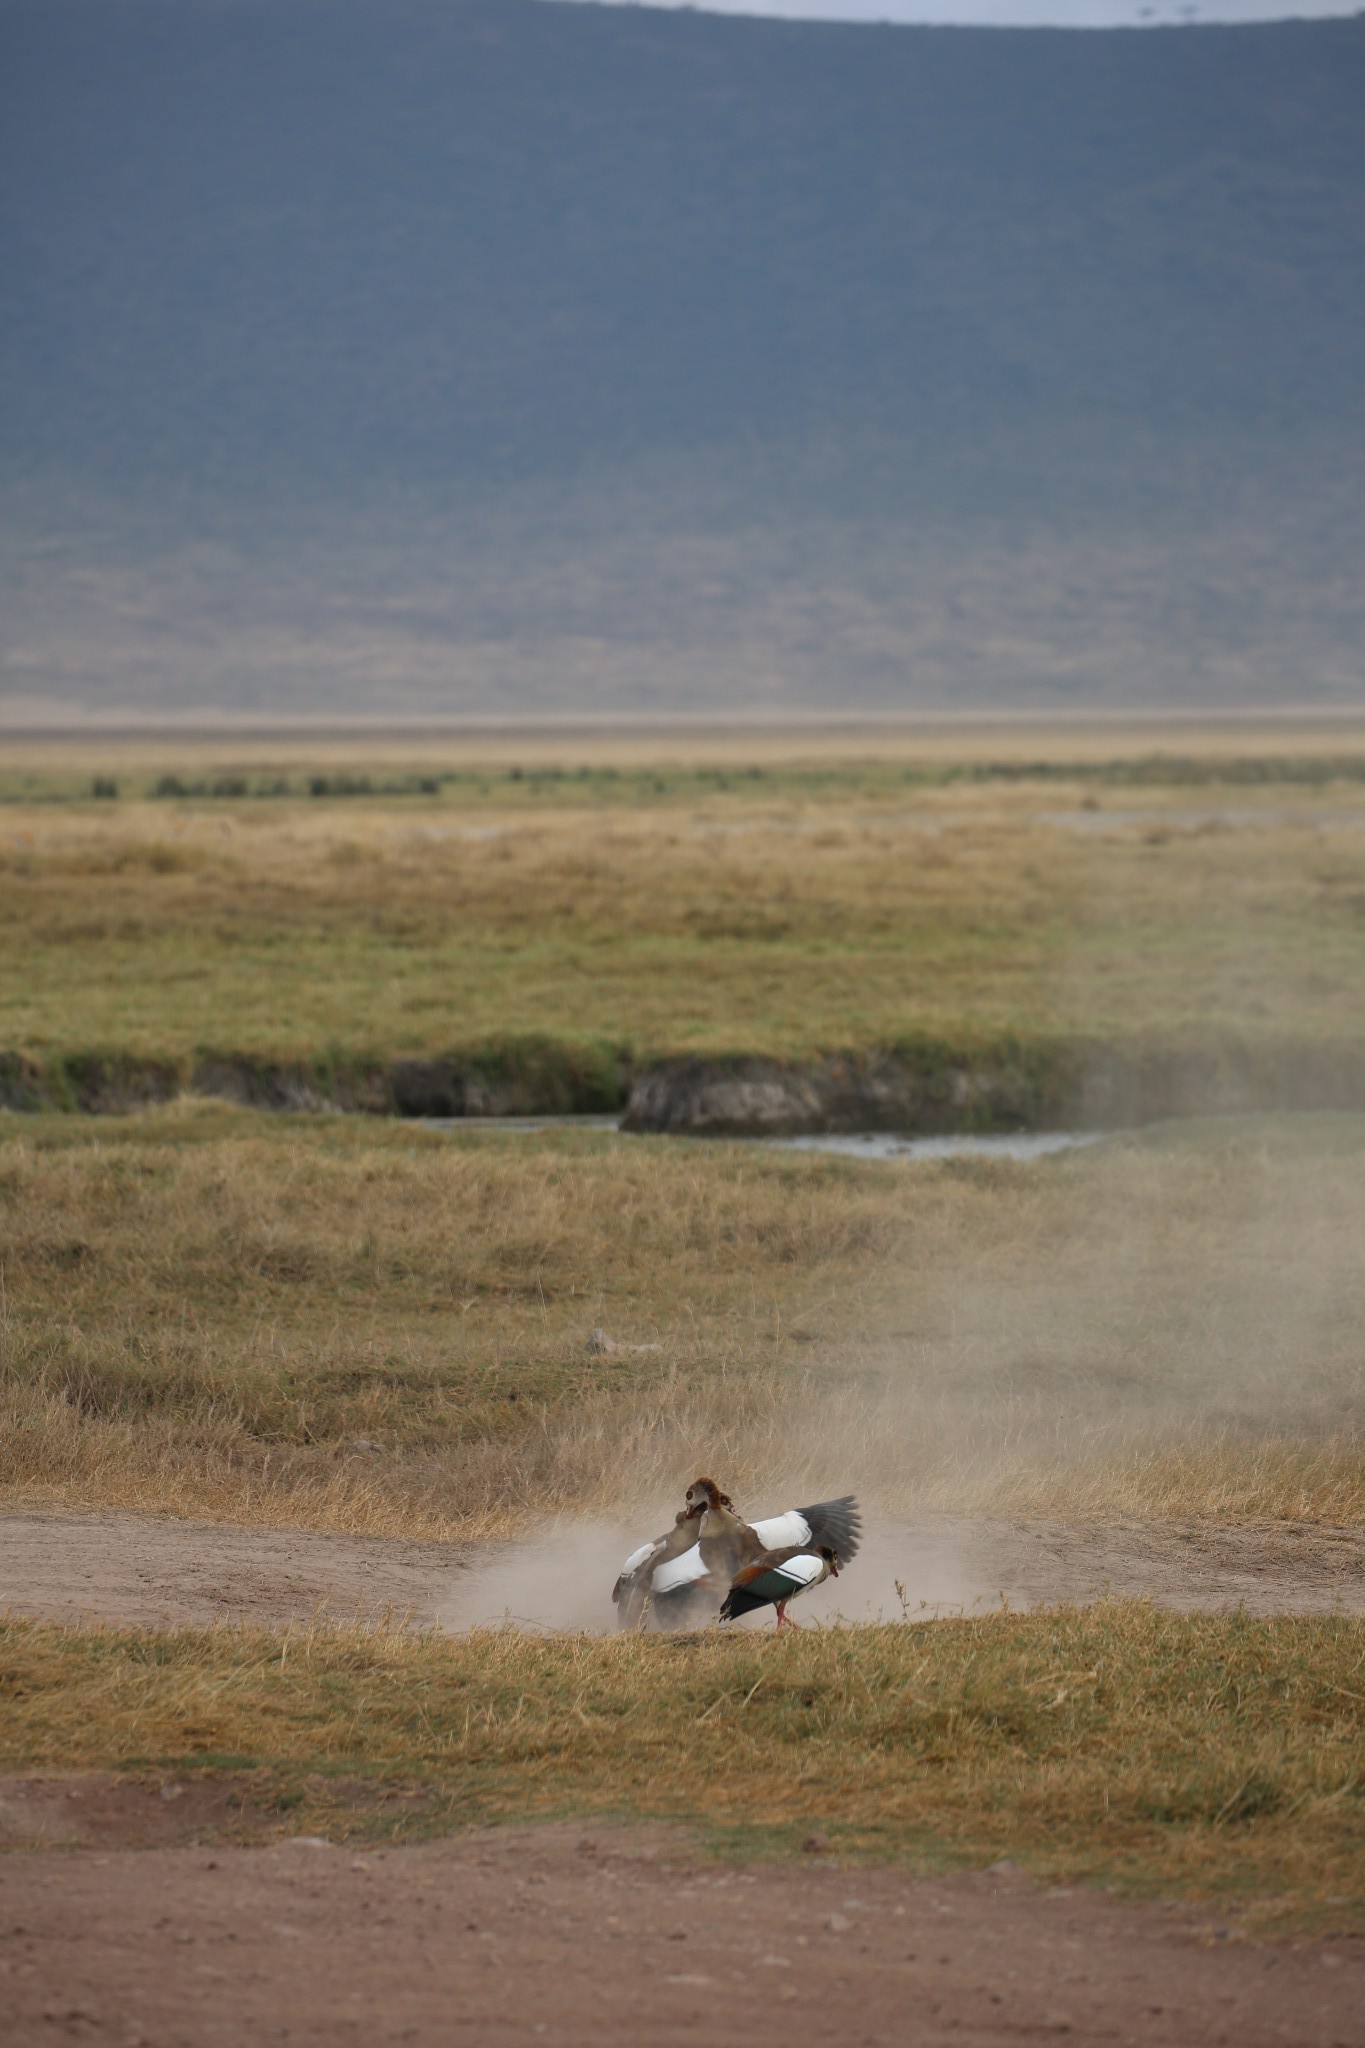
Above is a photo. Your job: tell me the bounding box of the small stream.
[756,1130,1100,1161]
[422,1116,1102,1161]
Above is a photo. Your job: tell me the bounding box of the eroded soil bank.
[3,1821,1362,2048]
[5,1034,1365,1134]
[4,1510,1362,1634]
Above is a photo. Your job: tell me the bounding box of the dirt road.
[2,1508,1363,1633]
[3,1818,1361,2048]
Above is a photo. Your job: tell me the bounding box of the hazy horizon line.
[549,0,1363,33]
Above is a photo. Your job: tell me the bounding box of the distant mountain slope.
[2,1,1362,715]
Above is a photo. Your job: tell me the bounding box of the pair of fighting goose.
[612,1476,862,1631]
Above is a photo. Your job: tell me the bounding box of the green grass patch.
[6,752,1365,811]
[3,748,1365,1066]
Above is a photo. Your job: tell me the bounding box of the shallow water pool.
[423,1117,1102,1162]
[756,1130,1101,1162]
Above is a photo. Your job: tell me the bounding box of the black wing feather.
[796,1495,862,1564]
[719,1582,769,1620]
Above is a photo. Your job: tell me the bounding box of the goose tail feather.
[719,1583,767,1621]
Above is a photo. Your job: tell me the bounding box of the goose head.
[683,1476,734,1519]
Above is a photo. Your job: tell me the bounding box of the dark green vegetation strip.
[0,1035,632,1119]
[8,755,1365,809]
[6,1032,1365,1130]
[3,1607,1361,1925]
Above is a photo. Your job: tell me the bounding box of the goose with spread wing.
[615,1480,861,1630]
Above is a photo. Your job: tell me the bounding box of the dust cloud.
[431,1516,989,1634]
[449,1115,1365,1631]
[769,1118,1365,1522]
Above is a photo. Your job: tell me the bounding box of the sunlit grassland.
[3,1107,1362,1535]
[3,1604,1361,1925]
[2,732,1365,1063]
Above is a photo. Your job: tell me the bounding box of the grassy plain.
[3,727,1363,1908]
[2,727,1365,1065]
[4,1604,1362,1926]
[2,731,1361,1535]
[3,1106,1362,1536]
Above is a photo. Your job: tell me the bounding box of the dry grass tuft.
[3,1604,1361,1924]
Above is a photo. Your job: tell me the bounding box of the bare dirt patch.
[3,1509,1364,1634]
[0,1512,473,1630]
[0,1773,271,1852]
[931,1516,1365,1621]
[2,1821,1362,2048]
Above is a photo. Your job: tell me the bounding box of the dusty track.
[3,1819,1362,2048]
[2,1508,1363,1633]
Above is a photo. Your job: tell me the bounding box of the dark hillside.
[2,1,1362,713]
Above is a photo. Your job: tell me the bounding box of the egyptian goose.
[637,1488,861,1631]
[720,1543,839,1628]
[690,1476,766,1581]
[611,1510,697,1629]
[610,1478,740,1630]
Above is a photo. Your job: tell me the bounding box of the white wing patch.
[774,1551,826,1590]
[751,1511,812,1552]
[618,1542,656,1579]
[651,1548,711,1595]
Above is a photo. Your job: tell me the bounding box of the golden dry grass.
[3,1604,1362,1924]
[3,1106,1362,1535]
[2,734,1365,1062]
